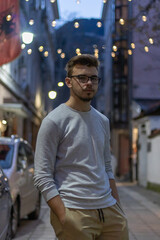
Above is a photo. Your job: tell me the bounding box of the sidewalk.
[14,181,160,240]
[117,182,160,240]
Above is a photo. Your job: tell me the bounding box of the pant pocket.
[115,202,126,216]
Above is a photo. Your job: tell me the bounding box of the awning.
[0,103,31,118]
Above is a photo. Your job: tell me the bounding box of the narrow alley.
[13,182,160,240]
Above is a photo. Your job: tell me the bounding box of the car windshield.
[0,144,14,169]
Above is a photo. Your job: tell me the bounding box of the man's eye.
[79,76,86,80]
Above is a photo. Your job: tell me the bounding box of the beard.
[72,88,95,102]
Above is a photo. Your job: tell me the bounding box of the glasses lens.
[77,75,88,83]
[91,76,99,83]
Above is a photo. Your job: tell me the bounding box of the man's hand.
[47,195,66,224]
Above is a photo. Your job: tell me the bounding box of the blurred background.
[0,0,160,189]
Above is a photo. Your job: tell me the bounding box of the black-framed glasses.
[70,75,101,84]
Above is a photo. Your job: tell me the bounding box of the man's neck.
[65,97,91,112]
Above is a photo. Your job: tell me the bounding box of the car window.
[17,143,27,171]
[0,144,14,169]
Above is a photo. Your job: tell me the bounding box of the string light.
[58,82,64,87]
[97,21,102,28]
[131,43,135,49]
[57,49,62,54]
[50,0,56,3]
[52,20,56,27]
[6,15,12,21]
[21,43,26,49]
[144,46,149,52]
[76,0,80,4]
[113,45,117,52]
[76,48,81,54]
[142,16,147,22]
[119,18,125,25]
[44,51,49,57]
[103,0,107,3]
[25,0,29,1]
[2,120,7,125]
[149,38,154,44]
[27,49,32,55]
[48,91,57,99]
[74,22,80,28]
[111,52,116,58]
[61,53,65,58]
[128,49,132,55]
[39,46,44,52]
[29,19,34,25]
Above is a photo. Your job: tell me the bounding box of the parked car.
[0,166,12,240]
[0,135,41,237]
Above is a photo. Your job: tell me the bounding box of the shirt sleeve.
[104,119,115,179]
[34,117,60,202]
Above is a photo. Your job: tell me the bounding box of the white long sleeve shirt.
[34,104,116,209]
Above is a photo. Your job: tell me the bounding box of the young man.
[34,54,129,240]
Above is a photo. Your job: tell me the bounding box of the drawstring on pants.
[97,209,105,223]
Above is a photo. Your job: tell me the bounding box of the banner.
[0,0,21,66]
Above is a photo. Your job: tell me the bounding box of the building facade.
[0,0,59,149]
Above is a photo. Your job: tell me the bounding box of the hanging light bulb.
[52,20,56,27]
[113,45,117,52]
[111,52,116,58]
[76,0,80,4]
[29,19,34,25]
[50,0,55,3]
[144,46,149,52]
[58,82,64,87]
[131,43,135,49]
[119,18,125,25]
[61,53,65,58]
[6,15,12,21]
[149,38,154,44]
[76,48,81,54]
[74,22,80,28]
[57,48,62,54]
[97,21,102,28]
[27,49,32,55]
[21,43,26,49]
[142,15,147,22]
[103,0,107,3]
[39,46,44,52]
[48,91,57,99]
[44,51,49,57]
[128,49,132,55]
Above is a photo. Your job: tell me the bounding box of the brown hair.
[65,54,100,77]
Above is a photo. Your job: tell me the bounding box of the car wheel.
[28,194,41,220]
[11,199,20,238]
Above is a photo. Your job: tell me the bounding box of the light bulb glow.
[119,18,125,25]
[61,53,65,58]
[97,21,102,28]
[39,46,44,52]
[52,20,56,27]
[74,22,80,28]
[111,52,116,57]
[149,38,154,44]
[131,43,135,49]
[27,49,32,54]
[21,43,26,49]
[48,91,57,99]
[22,32,34,44]
[57,49,62,54]
[142,16,147,22]
[113,45,117,52]
[2,120,7,125]
[128,49,132,55]
[6,15,12,21]
[58,82,64,87]
[144,46,149,52]
[44,51,49,57]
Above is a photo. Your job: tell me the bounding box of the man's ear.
[65,77,72,88]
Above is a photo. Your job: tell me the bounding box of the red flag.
[0,0,21,66]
